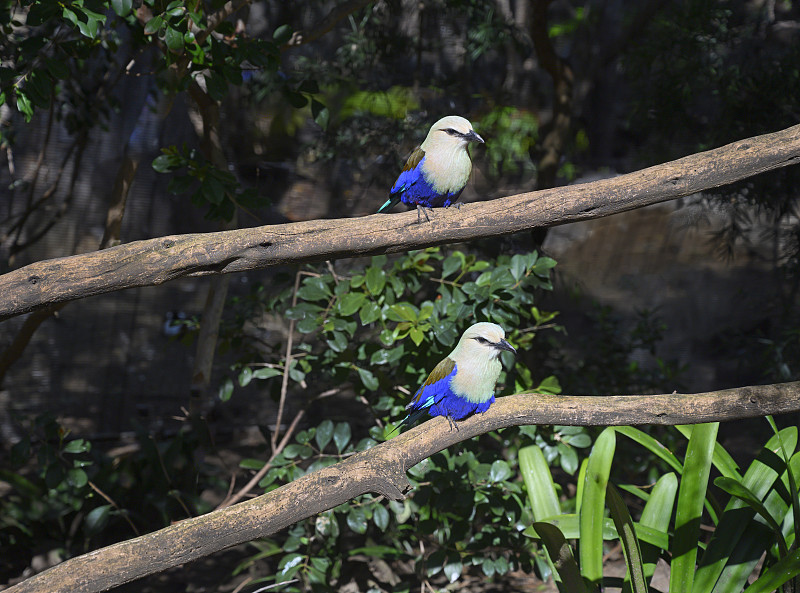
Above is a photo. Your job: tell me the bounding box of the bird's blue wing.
[406,357,457,412]
[390,149,426,195]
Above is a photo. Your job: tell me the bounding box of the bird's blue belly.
[428,393,495,420]
[399,174,462,208]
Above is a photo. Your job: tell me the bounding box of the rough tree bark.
[1,124,798,321]
[7,382,800,593]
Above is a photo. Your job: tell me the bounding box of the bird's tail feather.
[399,408,428,430]
[377,195,400,213]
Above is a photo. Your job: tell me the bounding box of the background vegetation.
[1,0,799,591]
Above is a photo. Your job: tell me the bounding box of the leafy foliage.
[522,420,800,592]
[0,414,222,581]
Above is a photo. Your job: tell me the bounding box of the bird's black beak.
[467,130,484,144]
[495,339,516,354]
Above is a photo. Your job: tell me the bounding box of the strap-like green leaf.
[607,483,649,593]
[580,427,616,586]
[669,422,719,593]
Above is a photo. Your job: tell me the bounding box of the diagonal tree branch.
[7,381,800,593]
[1,124,799,321]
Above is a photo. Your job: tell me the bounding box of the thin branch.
[218,409,305,509]
[7,382,800,593]
[1,124,799,321]
[272,271,303,452]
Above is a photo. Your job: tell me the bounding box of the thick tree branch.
[8,382,800,593]
[1,124,799,321]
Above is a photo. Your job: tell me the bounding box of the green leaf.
[580,427,616,585]
[359,301,381,325]
[84,505,112,535]
[277,553,304,579]
[347,507,368,534]
[443,560,463,583]
[218,376,234,401]
[442,254,462,279]
[365,266,386,296]
[509,253,528,280]
[714,476,788,556]
[111,0,133,17]
[338,292,366,316]
[144,14,164,35]
[606,483,649,593]
[15,91,33,122]
[238,366,253,387]
[152,154,179,173]
[742,548,800,593]
[273,24,292,44]
[670,422,719,593]
[640,472,678,535]
[532,522,589,593]
[373,504,389,530]
[164,26,184,52]
[675,424,743,480]
[356,366,379,390]
[315,419,334,450]
[519,445,561,520]
[695,426,798,592]
[409,327,424,346]
[558,442,579,475]
[489,459,512,483]
[240,458,266,470]
[67,468,88,488]
[334,422,351,452]
[63,439,89,454]
[253,367,282,380]
[327,331,348,353]
[388,303,418,322]
[298,276,332,301]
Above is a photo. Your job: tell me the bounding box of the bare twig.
[218,409,306,510]
[272,271,303,452]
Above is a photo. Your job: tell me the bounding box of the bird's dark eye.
[441,128,461,136]
[474,336,488,344]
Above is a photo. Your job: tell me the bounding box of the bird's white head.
[451,322,516,362]
[421,116,484,153]
[448,322,516,403]
[418,116,484,195]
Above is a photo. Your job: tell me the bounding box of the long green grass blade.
[715,476,789,557]
[520,445,561,521]
[669,422,719,593]
[766,416,800,557]
[695,426,798,593]
[742,548,800,593]
[640,472,678,534]
[534,522,591,593]
[708,454,798,593]
[580,427,616,586]
[607,483,649,593]
[576,458,588,513]
[675,425,743,480]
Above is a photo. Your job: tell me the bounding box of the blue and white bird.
[401,322,515,429]
[378,116,484,219]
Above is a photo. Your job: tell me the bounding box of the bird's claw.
[446,416,458,431]
[416,204,432,223]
